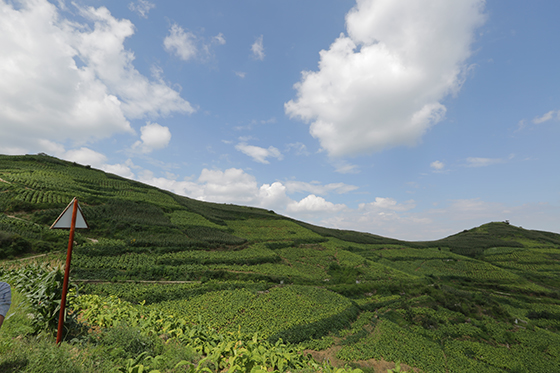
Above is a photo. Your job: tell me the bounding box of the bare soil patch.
[305,345,417,372]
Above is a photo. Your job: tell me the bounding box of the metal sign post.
[50,197,89,344]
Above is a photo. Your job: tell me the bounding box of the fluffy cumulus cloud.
[0,0,193,155]
[102,161,136,180]
[285,0,486,157]
[258,182,292,210]
[135,166,356,215]
[125,164,560,241]
[287,195,345,214]
[63,148,108,168]
[132,122,172,153]
[61,148,137,179]
[164,24,198,61]
[235,143,283,164]
[135,168,261,206]
[430,160,445,171]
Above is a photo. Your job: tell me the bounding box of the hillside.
[1,153,560,372]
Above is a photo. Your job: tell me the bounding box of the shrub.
[98,325,163,359]
[0,234,32,259]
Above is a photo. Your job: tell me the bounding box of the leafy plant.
[0,264,79,335]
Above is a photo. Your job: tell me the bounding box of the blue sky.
[1,0,559,240]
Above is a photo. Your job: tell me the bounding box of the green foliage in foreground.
[0,264,68,333]
[0,267,362,373]
[70,291,360,373]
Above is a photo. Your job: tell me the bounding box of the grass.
[0,289,199,373]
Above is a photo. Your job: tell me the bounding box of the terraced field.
[1,154,560,372]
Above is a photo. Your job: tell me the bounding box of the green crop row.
[70,292,362,373]
[75,243,280,272]
[78,280,272,305]
[150,285,357,343]
[226,219,324,242]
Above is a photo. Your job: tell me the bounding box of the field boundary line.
[73,279,201,284]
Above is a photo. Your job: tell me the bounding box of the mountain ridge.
[2,153,558,251]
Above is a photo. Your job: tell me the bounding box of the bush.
[0,234,32,259]
[33,241,54,253]
[98,325,163,360]
[1,264,79,335]
[0,230,13,247]
[5,200,34,213]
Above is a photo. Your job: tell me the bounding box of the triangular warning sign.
[50,198,89,229]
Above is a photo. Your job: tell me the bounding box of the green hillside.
[1,154,560,372]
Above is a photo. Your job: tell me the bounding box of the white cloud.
[132,165,560,241]
[136,166,354,217]
[164,24,198,61]
[317,197,560,241]
[164,24,226,62]
[258,182,292,210]
[128,0,155,18]
[235,71,246,78]
[333,160,360,174]
[287,195,346,214]
[426,198,518,226]
[532,110,559,124]
[132,122,172,153]
[213,33,226,45]
[63,147,107,168]
[430,160,445,171]
[285,0,486,157]
[102,161,136,179]
[515,110,559,133]
[76,6,194,119]
[314,197,424,238]
[286,142,309,156]
[0,0,192,155]
[260,118,277,124]
[466,155,513,167]
[139,174,198,196]
[61,147,136,179]
[196,168,260,203]
[466,157,501,167]
[235,143,283,164]
[514,119,527,133]
[360,197,416,212]
[284,181,358,195]
[251,35,265,61]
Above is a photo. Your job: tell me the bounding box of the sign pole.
[56,197,78,344]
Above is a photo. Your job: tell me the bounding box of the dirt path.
[305,345,417,373]
[10,253,51,261]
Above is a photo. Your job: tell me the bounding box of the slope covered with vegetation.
[1,154,560,372]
